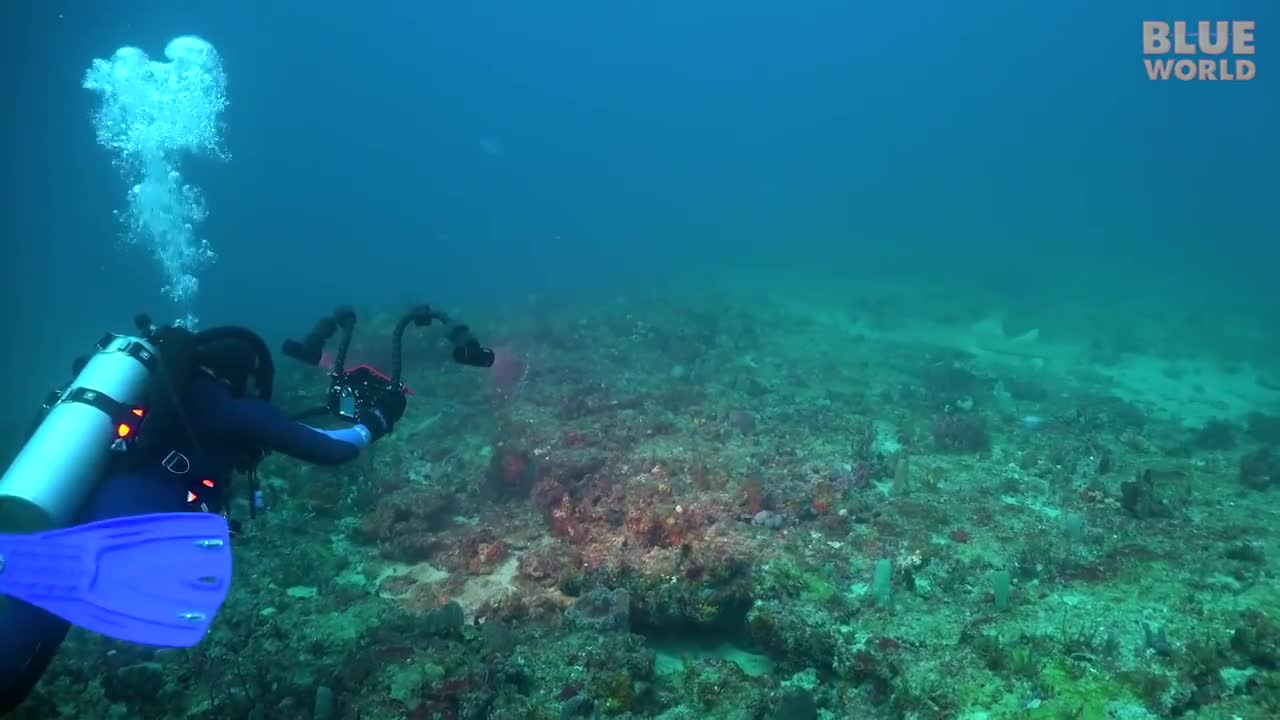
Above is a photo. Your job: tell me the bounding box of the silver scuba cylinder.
[0,334,159,534]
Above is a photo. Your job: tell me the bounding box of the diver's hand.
[361,389,407,439]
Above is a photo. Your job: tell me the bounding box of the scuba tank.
[0,315,276,536]
[0,332,160,534]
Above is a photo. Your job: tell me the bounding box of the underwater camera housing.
[282,305,495,424]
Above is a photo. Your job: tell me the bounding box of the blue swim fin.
[0,513,231,647]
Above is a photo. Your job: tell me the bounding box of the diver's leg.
[0,598,72,714]
[77,465,189,521]
[1,467,181,712]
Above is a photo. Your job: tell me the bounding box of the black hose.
[391,305,444,383]
[330,308,356,377]
[390,314,411,385]
[282,316,336,366]
[284,304,491,386]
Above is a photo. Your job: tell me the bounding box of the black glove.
[360,388,407,439]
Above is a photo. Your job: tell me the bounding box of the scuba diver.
[0,305,494,713]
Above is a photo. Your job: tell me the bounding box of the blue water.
[4,0,1277,416]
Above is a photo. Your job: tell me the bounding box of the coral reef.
[13,288,1280,720]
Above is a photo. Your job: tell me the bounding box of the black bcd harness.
[38,316,276,528]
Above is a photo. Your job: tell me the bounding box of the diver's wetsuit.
[0,373,370,713]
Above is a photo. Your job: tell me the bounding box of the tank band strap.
[94,334,160,371]
[61,386,128,420]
